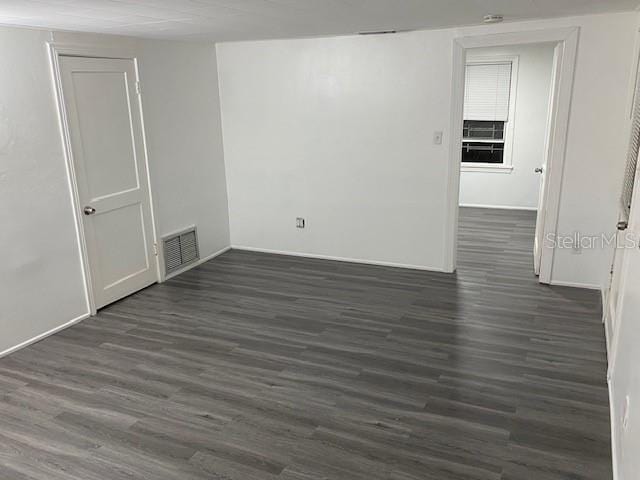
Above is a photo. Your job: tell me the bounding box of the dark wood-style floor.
[0,208,611,480]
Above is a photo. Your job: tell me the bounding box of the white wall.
[217,11,638,286]
[0,27,230,355]
[459,43,555,209]
[137,40,230,260]
[218,30,454,270]
[0,27,89,355]
[539,15,636,289]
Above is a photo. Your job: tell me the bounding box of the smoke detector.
[483,14,504,24]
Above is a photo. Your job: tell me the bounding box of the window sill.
[461,164,513,174]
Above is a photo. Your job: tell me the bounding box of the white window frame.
[461,55,519,173]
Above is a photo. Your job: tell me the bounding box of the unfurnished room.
[1,1,640,479]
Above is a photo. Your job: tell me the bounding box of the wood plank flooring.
[0,207,611,479]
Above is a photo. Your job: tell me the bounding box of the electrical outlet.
[296,217,305,229]
[571,241,582,254]
[623,395,631,431]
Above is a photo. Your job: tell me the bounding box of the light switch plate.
[433,131,443,145]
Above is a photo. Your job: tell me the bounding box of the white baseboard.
[608,377,620,480]
[0,312,90,359]
[459,203,537,211]
[0,246,233,358]
[231,245,450,272]
[163,245,232,281]
[548,279,601,290]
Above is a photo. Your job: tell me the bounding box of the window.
[463,120,504,140]
[462,58,517,171]
[462,120,505,164]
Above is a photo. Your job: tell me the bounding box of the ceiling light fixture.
[483,14,504,24]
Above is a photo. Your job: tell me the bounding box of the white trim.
[461,164,514,173]
[133,57,163,286]
[231,246,449,272]
[163,246,232,281]
[0,313,90,359]
[457,27,579,49]
[605,298,614,356]
[459,203,537,211]
[48,41,161,314]
[444,37,465,273]
[47,42,137,60]
[548,279,600,290]
[446,27,580,284]
[608,377,620,480]
[47,42,94,315]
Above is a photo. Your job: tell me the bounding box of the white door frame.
[445,27,579,283]
[48,42,161,315]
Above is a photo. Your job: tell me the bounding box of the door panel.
[60,56,157,309]
[534,43,561,275]
[92,204,150,288]
[72,71,140,199]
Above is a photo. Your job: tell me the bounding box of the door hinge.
[135,81,141,95]
[153,243,158,256]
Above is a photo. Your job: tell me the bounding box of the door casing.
[445,27,580,284]
[48,42,161,315]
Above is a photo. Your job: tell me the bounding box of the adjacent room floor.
[0,208,611,480]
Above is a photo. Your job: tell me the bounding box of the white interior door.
[609,174,640,361]
[60,56,157,310]
[605,49,640,349]
[608,174,640,478]
[606,162,639,350]
[606,43,640,478]
[534,43,561,276]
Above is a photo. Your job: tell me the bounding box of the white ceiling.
[0,0,638,42]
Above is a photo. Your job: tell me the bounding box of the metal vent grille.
[622,66,640,219]
[163,227,199,275]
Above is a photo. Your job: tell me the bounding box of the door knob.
[83,206,96,215]
[617,221,628,231]
[534,167,543,173]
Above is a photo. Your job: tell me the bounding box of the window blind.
[464,62,513,121]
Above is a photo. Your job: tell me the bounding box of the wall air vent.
[163,226,199,275]
[358,30,397,35]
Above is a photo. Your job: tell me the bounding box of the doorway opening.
[446,28,579,284]
[458,42,555,278]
